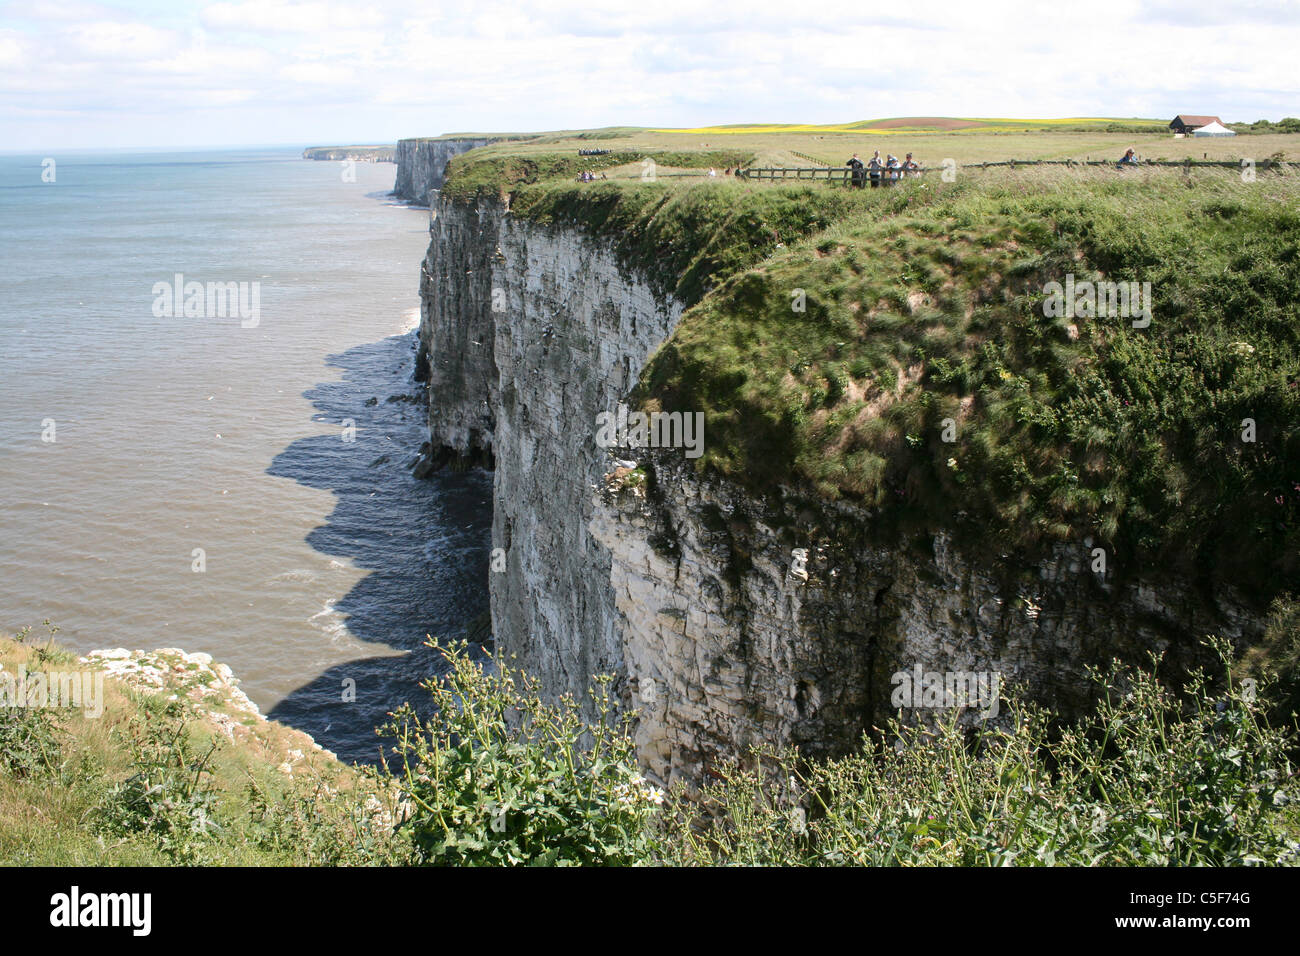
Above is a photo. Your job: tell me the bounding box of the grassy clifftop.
[638,170,1300,593]
[439,147,754,202]
[438,143,1300,596]
[512,178,875,304]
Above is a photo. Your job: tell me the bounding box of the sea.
[0,147,492,763]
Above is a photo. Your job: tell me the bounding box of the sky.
[1,0,1296,150]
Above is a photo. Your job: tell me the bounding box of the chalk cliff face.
[589,455,1258,786]
[415,199,502,468]
[418,195,683,702]
[394,138,496,205]
[302,146,395,162]
[417,192,1262,787]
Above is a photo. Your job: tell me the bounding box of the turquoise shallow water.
[0,148,491,762]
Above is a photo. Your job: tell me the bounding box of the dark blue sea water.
[0,147,491,762]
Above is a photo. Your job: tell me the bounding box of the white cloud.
[190,87,258,105]
[1136,0,1300,26]
[280,61,354,85]
[0,29,25,68]
[1,0,1296,149]
[201,2,373,33]
[0,2,118,22]
[64,20,179,59]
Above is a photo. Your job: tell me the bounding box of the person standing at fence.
[904,152,919,177]
[868,150,883,188]
[846,153,865,188]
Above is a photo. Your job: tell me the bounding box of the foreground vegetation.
[0,631,405,865]
[4,614,1299,866]
[676,635,1299,866]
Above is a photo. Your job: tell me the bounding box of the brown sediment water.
[0,148,491,762]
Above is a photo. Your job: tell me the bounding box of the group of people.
[846,150,919,188]
[575,169,608,182]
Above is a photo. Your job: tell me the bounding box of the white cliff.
[417,191,1262,788]
[394,138,497,205]
[419,195,683,702]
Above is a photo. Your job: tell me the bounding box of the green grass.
[441,148,753,202]
[0,635,405,865]
[431,125,1300,183]
[512,178,876,305]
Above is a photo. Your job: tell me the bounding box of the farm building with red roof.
[1169,115,1224,134]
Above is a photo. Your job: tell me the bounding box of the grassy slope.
[512,179,880,304]
[0,635,395,865]
[6,627,1299,867]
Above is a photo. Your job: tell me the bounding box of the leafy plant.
[381,640,661,866]
[245,772,412,866]
[95,703,221,863]
[0,706,64,779]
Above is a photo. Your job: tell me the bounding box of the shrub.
[0,707,63,779]
[246,773,412,866]
[380,641,661,866]
[0,627,68,779]
[95,702,221,863]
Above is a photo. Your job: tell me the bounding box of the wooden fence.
[953,158,1285,170]
[738,157,1286,183]
[740,165,927,182]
